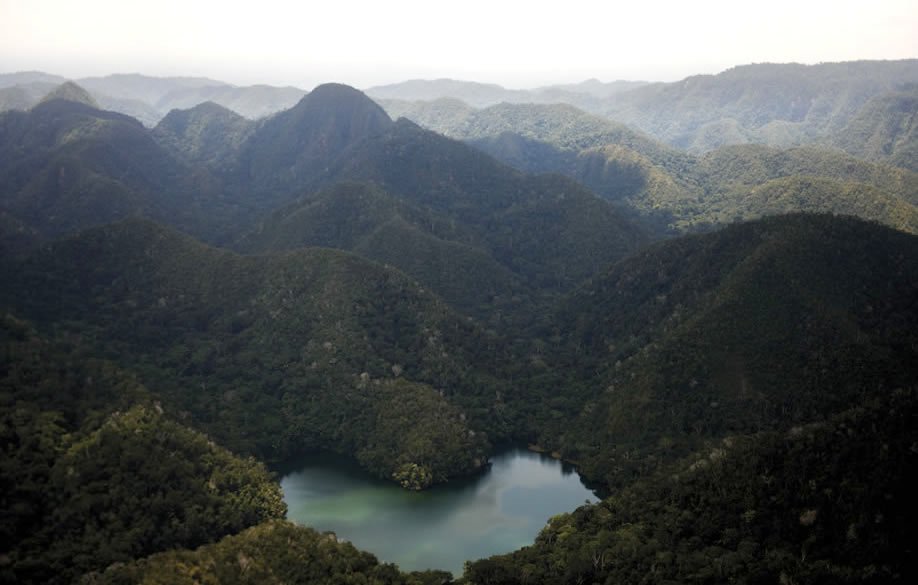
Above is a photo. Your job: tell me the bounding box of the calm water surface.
[281,449,598,574]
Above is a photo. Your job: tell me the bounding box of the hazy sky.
[1,0,916,88]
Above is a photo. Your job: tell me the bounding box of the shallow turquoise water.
[280,448,598,574]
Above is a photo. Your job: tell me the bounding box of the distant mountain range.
[382,97,918,235]
[0,71,307,125]
[0,71,649,126]
[365,77,650,109]
[3,60,915,164]
[378,60,918,167]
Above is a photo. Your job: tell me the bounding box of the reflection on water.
[281,448,598,575]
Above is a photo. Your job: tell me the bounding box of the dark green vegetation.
[152,101,254,168]
[2,219,494,487]
[0,315,285,584]
[1,63,916,583]
[466,387,917,584]
[239,181,528,318]
[83,521,450,585]
[540,215,918,484]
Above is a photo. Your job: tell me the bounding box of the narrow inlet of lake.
[280,448,598,575]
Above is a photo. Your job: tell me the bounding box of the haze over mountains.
[1,59,916,584]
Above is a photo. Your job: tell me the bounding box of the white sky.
[1,0,916,89]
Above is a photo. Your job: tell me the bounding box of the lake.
[280,448,599,575]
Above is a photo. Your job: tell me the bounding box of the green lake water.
[280,448,598,575]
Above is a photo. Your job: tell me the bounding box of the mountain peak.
[292,83,392,126]
[38,81,99,108]
[236,83,393,203]
[307,82,370,99]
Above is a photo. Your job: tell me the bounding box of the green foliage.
[359,379,488,488]
[393,463,435,490]
[542,214,918,486]
[82,520,429,585]
[313,119,647,292]
[2,219,496,484]
[152,101,254,168]
[463,387,918,584]
[391,96,918,237]
[0,315,285,584]
[238,181,527,320]
[38,405,285,582]
[830,89,918,172]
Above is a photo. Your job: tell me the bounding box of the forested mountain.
[153,101,255,167]
[0,71,67,88]
[83,520,457,585]
[229,82,647,289]
[830,88,918,171]
[0,98,232,243]
[544,215,918,483]
[0,315,286,584]
[302,118,646,290]
[1,219,501,488]
[371,61,918,156]
[6,214,912,584]
[385,98,918,235]
[238,181,527,319]
[1,63,916,584]
[600,60,918,151]
[0,83,646,293]
[462,214,918,583]
[230,83,394,204]
[379,100,678,164]
[76,74,225,105]
[73,74,303,126]
[37,82,98,108]
[466,385,918,584]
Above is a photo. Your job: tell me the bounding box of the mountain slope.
[232,83,393,206]
[38,81,98,108]
[153,100,255,167]
[0,98,235,241]
[234,86,647,296]
[465,386,918,584]
[239,181,525,318]
[380,100,692,176]
[84,520,443,585]
[542,214,918,485]
[0,315,285,584]
[602,60,918,151]
[313,119,647,289]
[831,89,918,172]
[2,219,503,486]
[697,175,918,233]
[385,98,918,236]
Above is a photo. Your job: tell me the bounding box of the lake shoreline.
[280,447,599,575]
